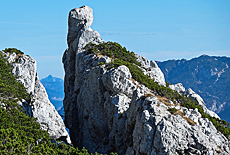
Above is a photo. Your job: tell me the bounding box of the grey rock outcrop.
[186,88,220,119]
[135,54,166,86]
[62,5,229,154]
[125,93,229,155]
[2,51,71,144]
[169,83,220,119]
[169,83,185,94]
[156,55,230,123]
[102,65,149,98]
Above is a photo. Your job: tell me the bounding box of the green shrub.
[1,51,117,154]
[3,48,24,55]
[168,108,177,114]
[85,42,230,139]
[166,81,169,87]
[84,42,141,66]
[0,53,31,103]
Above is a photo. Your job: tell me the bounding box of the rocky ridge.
[1,51,71,144]
[169,83,220,119]
[62,6,230,154]
[156,55,230,122]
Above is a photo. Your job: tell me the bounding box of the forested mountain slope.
[157,55,230,122]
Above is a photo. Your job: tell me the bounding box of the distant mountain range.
[157,55,230,122]
[41,55,230,124]
[41,75,64,110]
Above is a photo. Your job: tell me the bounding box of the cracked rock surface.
[62,5,229,154]
[2,51,71,144]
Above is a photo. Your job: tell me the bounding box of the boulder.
[135,54,166,86]
[169,83,186,94]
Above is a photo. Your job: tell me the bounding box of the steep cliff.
[62,6,230,154]
[1,50,70,143]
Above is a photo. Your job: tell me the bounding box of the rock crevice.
[62,5,230,155]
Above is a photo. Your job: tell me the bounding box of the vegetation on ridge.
[3,48,24,55]
[1,43,229,153]
[85,42,230,139]
[0,52,117,154]
[157,55,230,124]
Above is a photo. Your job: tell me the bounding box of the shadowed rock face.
[2,52,71,144]
[63,5,230,155]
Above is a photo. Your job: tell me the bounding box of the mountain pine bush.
[0,51,117,154]
[85,42,230,139]
[3,48,24,55]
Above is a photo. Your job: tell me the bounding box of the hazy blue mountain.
[57,106,65,120]
[41,75,64,110]
[157,55,230,122]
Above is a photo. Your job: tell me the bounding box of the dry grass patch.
[157,102,160,107]
[183,116,196,126]
[216,146,222,153]
[174,110,184,116]
[157,96,173,106]
[169,109,197,126]
[130,78,135,82]
[130,78,141,87]
[144,93,155,98]
[95,52,104,58]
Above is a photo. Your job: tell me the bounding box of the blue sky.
[0,0,230,79]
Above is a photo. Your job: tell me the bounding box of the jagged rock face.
[186,88,220,119]
[62,5,105,148]
[67,6,94,45]
[4,52,70,143]
[156,55,230,122]
[135,54,166,86]
[8,52,37,94]
[63,6,229,154]
[169,83,185,94]
[169,83,220,119]
[126,93,229,155]
[102,65,144,98]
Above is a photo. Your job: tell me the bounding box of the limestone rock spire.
[67,5,93,45]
